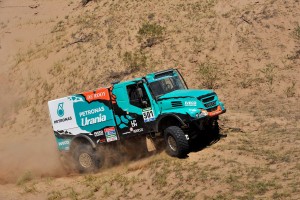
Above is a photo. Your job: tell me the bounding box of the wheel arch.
[70,134,96,152]
[156,114,186,133]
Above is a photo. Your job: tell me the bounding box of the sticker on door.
[142,108,155,122]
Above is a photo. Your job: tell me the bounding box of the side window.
[126,84,150,108]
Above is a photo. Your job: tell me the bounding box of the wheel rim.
[79,153,92,168]
[167,135,177,152]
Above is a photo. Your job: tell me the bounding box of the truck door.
[112,81,156,138]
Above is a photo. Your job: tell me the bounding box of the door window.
[126,84,150,108]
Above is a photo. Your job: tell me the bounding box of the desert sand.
[0,0,299,199]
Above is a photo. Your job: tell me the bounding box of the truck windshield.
[149,76,187,98]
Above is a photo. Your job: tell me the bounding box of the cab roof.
[113,68,178,86]
[145,69,177,83]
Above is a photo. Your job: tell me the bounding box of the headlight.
[200,109,208,116]
[196,109,208,118]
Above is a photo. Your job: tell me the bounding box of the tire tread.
[165,126,189,158]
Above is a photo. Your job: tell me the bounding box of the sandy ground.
[0,0,299,199]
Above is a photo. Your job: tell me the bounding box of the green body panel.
[113,80,142,115]
[72,95,116,132]
[157,89,224,120]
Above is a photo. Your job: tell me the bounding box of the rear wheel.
[72,144,101,173]
[164,126,189,158]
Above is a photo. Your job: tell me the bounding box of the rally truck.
[48,69,226,172]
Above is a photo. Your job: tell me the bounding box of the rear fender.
[70,134,97,151]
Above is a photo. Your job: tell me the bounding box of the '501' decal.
[142,108,155,122]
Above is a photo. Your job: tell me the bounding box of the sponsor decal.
[97,139,106,143]
[205,101,216,108]
[54,116,72,124]
[142,108,155,122]
[81,114,106,126]
[131,120,138,127]
[56,138,71,150]
[68,96,84,103]
[79,107,105,117]
[185,101,197,106]
[104,127,118,142]
[58,140,70,146]
[94,130,104,137]
[57,102,65,117]
[83,88,110,102]
[133,128,143,133]
[129,125,143,133]
[100,139,106,143]
[79,107,107,126]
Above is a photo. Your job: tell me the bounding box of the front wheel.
[72,144,101,173]
[164,126,189,158]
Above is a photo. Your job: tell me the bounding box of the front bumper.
[207,105,226,117]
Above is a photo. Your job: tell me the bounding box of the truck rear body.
[48,87,118,151]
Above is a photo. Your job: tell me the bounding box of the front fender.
[155,113,187,132]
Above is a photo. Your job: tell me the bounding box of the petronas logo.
[57,103,64,117]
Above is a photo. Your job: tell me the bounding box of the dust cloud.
[0,72,67,184]
[0,76,57,183]
[0,132,67,184]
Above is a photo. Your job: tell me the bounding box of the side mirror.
[137,88,143,98]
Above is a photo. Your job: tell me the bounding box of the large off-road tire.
[164,126,189,158]
[72,144,101,173]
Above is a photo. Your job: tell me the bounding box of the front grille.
[204,101,216,108]
[202,96,215,103]
[171,101,183,107]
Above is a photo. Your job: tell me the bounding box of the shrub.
[49,61,64,76]
[123,51,147,72]
[198,62,220,89]
[137,22,165,49]
[293,25,300,40]
[285,81,296,98]
[260,63,276,92]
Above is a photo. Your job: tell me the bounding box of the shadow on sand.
[188,132,227,153]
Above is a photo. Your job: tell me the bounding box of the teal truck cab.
[48,69,226,172]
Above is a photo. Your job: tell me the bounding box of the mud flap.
[146,136,156,152]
